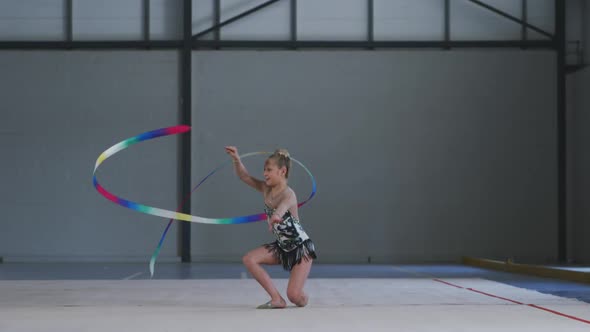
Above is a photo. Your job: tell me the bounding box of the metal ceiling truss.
[0,0,558,50]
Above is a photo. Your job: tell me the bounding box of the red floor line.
[432,279,590,325]
[466,287,524,305]
[432,278,463,289]
[528,304,590,325]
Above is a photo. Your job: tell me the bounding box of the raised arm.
[225,146,266,192]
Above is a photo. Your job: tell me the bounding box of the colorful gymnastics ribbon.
[92,125,317,276]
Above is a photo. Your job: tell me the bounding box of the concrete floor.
[1,264,590,331]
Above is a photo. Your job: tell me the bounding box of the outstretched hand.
[224,146,239,162]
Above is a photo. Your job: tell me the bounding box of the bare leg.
[242,246,286,308]
[287,258,313,307]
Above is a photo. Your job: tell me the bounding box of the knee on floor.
[287,289,304,304]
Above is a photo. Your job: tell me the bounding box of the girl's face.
[263,159,285,186]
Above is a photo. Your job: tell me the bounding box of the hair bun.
[275,149,290,159]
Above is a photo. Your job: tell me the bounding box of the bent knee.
[242,254,252,266]
[242,254,258,266]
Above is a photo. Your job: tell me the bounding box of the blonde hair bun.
[275,148,290,159]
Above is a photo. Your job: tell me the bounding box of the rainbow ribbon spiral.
[92,125,317,276]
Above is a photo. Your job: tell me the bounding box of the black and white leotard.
[263,205,317,271]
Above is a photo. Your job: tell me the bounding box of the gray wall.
[191,50,557,264]
[570,1,590,263]
[0,1,565,264]
[0,50,559,264]
[570,68,590,263]
[0,51,180,261]
[566,0,587,264]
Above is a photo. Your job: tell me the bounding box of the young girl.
[225,146,317,309]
